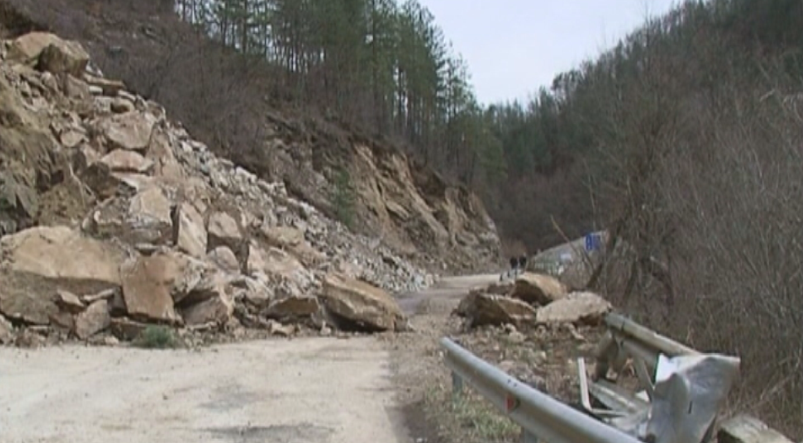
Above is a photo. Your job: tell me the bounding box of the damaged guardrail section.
[441,312,795,443]
[439,337,643,443]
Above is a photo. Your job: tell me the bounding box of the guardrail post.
[451,371,463,405]
[520,429,539,443]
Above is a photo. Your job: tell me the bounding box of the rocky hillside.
[0,0,501,273]
[0,32,448,345]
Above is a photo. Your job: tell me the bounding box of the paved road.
[0,337,407,443]
[396,273,501,315]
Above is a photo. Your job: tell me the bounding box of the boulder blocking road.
[0,337,407,443]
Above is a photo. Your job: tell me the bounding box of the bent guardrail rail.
[440,337,643,443]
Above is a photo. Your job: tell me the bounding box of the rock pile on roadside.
[0,32,434,345]
[454,272,612,329]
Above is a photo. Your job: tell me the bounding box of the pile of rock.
[454,272,612,329]
[0,32,423,345]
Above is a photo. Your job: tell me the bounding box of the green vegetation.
[133,325,180,349]
[331,167,356,228]
[423,384,520,442]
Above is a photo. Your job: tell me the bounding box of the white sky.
[421,0,680,104]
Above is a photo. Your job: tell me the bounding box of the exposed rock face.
[267,138,501,272]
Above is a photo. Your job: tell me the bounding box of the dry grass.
[423,384,521,443]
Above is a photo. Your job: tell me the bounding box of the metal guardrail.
[440,337,643,443]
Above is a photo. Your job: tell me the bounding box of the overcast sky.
[421,0,680,104]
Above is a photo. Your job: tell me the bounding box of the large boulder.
[97,111,155,152]
[119,251,209,323]
[8,32,90,76]
[455,291,536,328]
[0,226,125,325]
[180,289,233,326]
[512,272,568,306]
[85,186,173,246]
[126,186,174,245]
[535,291,611,326]
[319,273,407,332]
[145,125,184,181]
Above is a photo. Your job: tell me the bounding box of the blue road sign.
[585,233,601,251]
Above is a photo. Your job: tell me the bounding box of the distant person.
[500,256,519,281]
[518,255,527,272]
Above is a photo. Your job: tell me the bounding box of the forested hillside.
[501,0,802,433]
[174,0,505,190]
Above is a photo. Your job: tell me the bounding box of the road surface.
[0,274,497,443]
[396,273,501,315]
[0,337,407,443]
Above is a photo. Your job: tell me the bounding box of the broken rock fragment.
[266,294,321,322]
[119,252,193,324]
[174,202,207,258]
[206,246,240,274]
[535,291,611,326]
[179,276,233,326]
[99,149,154,174]
[74,299,111,339]
[512,272,568,306]
[8,32,90,76]
[0,315,14,344]
[55,289,85,314]
[455,291,536,328]
[126,186,173,245]
[207,211,248,272]
[98,111,155,152]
